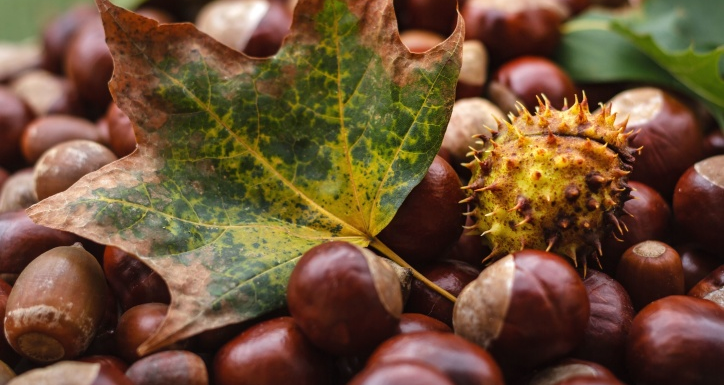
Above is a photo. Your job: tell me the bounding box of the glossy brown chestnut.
[0,210,79,273]
[526,358,621,385]
[570,270,634,376]
[404,259,480,327]
[453,249,590,376]
[0,278,19,366]
[0,168,37,213]
[673,155,724,254]
[64,17,114,112]
[40,4,98,74]
[103,102,137,158]
[600,181,671,275]
[688,265,724,308]
[78,355,134,385]
[396,313,452,335]
[115,303,179,363]
[243,0,292,57]
[33,140,118,200]
[377,155,465,266]
[399,29,445,53]
[394,0,460,36]
[462,0,567,64]
[608,87,703,199]
[213,316,335,385]
[488,55,578,113]
[10,69,83,117]
[103,246,171,312]
[615,240,684,311]
[21,115,103,165]
[626,295,724,385]
[677,243,721,292]
[366,331,504,385]
[125,350,208,385]
[0,86,34,170]
[287,241,402,356]
[348,361,455,385]
[4,243,108,362]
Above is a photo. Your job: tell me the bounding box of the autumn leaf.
[27,0,463,353]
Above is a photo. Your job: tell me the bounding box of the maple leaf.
[28,0,463,353]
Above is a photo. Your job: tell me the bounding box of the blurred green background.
[0,0,142,42]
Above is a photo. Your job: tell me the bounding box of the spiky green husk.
[463,96,638,265]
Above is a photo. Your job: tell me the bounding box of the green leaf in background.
[555,1,724,127]
[0,0,143,42]
[28,0,463,353]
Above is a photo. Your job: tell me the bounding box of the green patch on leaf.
[28,0,463,353]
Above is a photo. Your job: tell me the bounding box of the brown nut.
[615,240,684,311]
[103,102,137,158]
[287,241,402,356]
[64,17,114,112]
[453,249,590,376]
[213,316,334,385]
[377,155,465,266]
[33,140,118,200]
[677,243,721,292]
[570,270,634,376]
[673,155,724,254]
[115,303,185,363]
[0,210,80,274]
[395,0,460,36]
[457,40,488,99]
[526,358,622,385]
[103,246,171,312]
[688,265,724,308]
[125,350,208,385]
[0,168,37,213]
[21,115,103,165]
[4,243,108,362]
[626,295,724,385]
[9,70,83,117]
[442,97,504,164]
[462,0,567,64]
[608,87,703,199]
[40,4,98,75]
[78,355,134,385]
[399,29,445,53]
[488,55,578,113]
[366,331,504,385]
[349,361,455,385]
[0,278,20,366]
[396,313,452,335]
[0,86,35,170]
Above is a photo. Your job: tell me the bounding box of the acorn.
[463,96,638,266]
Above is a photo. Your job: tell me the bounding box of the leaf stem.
[369,237,457,303]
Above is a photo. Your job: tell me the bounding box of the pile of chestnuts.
[0,0,723,384]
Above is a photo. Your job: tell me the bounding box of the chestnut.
[0,168,37,213]
[33,140,118,200]
[396,313,452,334]
[9,69,83,117]
[0,278,20,367]
[349,361,455,385]
[4,243,108,362]
[462,0,567,64]
[195,0,292,58]
[103,246,171,311]
[0,86,34,170]
[287,241,402,356]
[702,130,724,158]
[399,29,445,53]
[688,265,724,308]
[0,43,41,84]
[677,243,721,292]
[40,4,98,75]
[526,359,622,385]
[78,355,134,385]
[377,155,465,266]
[600,181,672,275]
[441,97,504,164]
[64,17,114,113]
[20,115,104,165]
[615,240,684,311]
[404,259,480,327]
[213,316,335,385]
[456,40,488,99]
[365,330,504,385]
[115,302,184,363]
[608,87,703,199]
[394,0,460,36]
[570,270,634,376]
[488,55,578,113]
[125,350,208,385]
[7,361,105,384]
[0,210,79,274]
[673,155,724,254]
[0,360,13,384]
[453,249,590,376]
[103,102,137,158]
[626,295,724,385]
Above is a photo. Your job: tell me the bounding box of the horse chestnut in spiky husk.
[463,96,638,266]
